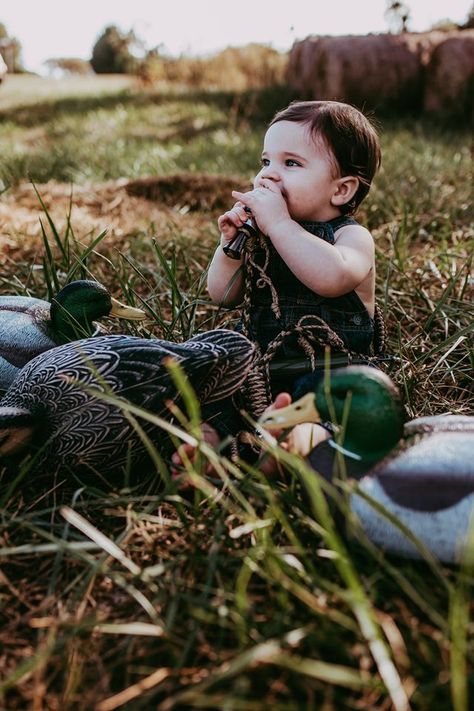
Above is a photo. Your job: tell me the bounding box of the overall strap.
[301,216,359,244]
[241,216,361,335]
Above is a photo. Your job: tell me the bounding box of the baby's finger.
[269,392,292,411]
[232,190,251,204]
[233,203,251,222]
[232,191,258,214]
[260,392,292,439]
[171,443,194,468]
[228,206,250,227]
[218,211,239,230]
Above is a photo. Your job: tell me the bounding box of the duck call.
[222,208,258,260]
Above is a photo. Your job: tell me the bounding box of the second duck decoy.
[259,366,474,563]
[0,280,146,390]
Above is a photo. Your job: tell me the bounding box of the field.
[0,75,473,710]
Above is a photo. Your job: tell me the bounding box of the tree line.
[1,2,473,77]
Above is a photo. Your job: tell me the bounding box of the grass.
[0,76,289,186]
[0,76,473,710]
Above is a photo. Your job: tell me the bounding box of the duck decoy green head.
[259,366,405,464]
[0,280,146,391]
[49,280,146,343]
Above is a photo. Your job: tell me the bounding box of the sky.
[1,0,472,73]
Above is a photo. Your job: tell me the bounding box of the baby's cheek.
[283,195,295,217]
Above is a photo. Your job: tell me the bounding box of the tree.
[0,22,23,72]
[384,2,411,33]
[462,3,474,28]
[90,25,142,74]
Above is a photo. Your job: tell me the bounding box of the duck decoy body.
[259,366,474,563]
[0,330,255,478]
[0,280,146,391]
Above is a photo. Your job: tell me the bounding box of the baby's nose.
[262,165,279,178]
[257,166,280,184]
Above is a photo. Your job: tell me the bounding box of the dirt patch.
[0,173,251,257]
[125,173,251,212]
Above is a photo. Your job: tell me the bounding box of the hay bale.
[124,173,252,212]
[424,30,474,117]
[286,37,321,96]
[286,32,452,111]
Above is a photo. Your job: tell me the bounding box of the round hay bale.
[286,37,320,96]
[286,32,451,112]
[424,30,474,118]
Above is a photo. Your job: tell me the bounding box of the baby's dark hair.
[270,100,381,214]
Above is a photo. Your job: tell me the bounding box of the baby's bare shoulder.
[334,223,373,240]
[334,224,374,252]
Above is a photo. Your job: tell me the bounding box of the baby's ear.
[331,176,359,207]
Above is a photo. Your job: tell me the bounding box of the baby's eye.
[260,158,270,167]
[286,159,301,167]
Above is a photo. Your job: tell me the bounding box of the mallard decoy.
[0,280,146,390]
[0,330,255,478]
[259,366,474,563]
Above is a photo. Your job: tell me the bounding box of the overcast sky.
[1,0,472,73]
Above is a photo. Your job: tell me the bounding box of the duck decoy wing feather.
[2,335,210,411]
[370,431,474,512]
[0,331,255,476]
[2,332,255,413]
[184,330,256,403]
[0,335,218,474]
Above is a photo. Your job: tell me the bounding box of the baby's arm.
[270,221,374,297]
[207,202,249,306]
[232,183,374,298]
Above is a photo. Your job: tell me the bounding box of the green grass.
[0,76,473,710]
[0,76,280,186]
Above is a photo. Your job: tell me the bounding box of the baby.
[173,100,381,472]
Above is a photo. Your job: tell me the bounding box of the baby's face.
[254,121,341,222]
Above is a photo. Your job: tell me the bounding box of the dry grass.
[0,175,250,246]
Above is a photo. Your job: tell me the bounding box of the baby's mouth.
[258,182,287,202]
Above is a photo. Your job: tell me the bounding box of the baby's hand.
[258,392,330,476]
[218,202,251,243]
[232,180,290,237]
